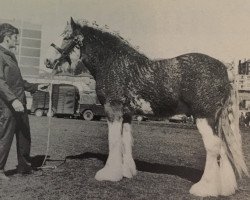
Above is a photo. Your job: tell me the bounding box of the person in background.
[245,112,250,127]
[239,112,246,127]
[0,23,48,180]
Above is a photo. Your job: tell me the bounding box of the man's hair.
[0,23,19,43]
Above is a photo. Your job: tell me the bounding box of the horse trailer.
[31,84,105,120]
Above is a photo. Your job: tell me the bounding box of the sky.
[1,0,250,64]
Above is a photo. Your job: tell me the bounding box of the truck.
[30,84,105,120]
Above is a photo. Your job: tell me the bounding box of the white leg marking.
[190,118,221,197]
[219,145,237,196]
[95,121,123,181]
[122,123,137,178]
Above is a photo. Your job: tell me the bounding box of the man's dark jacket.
[0,45,37,106]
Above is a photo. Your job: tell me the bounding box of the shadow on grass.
[5,153,203,183]
[66,152,203,183]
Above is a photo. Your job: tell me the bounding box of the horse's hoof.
[189,181,220,197]
[122,159,137,178]
[95,167,123,182]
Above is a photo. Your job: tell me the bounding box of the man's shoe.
[0,170,10,181]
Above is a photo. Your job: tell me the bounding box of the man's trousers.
[0,102,31,171]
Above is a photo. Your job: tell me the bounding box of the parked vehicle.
[169,114,188,123]
[31,84,105,120]
[134,115,149,121]
[31,84,78,117]
[168,114,195,124]
[78,92,105,120]
[79,104,105,121]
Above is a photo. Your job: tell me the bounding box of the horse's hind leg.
[190,118,221,197]
[122,121,137,178]
[95,103,123,181]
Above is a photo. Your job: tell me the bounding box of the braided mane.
[75,20,149,62]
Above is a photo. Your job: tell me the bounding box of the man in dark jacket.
[0,23,47,180]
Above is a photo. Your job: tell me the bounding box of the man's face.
[6,34,19,49]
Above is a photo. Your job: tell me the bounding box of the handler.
[0,23,48,180]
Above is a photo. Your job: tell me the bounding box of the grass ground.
[0,116,249,200]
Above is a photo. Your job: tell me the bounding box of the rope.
[38,60,66,170]
[41,78,53,167]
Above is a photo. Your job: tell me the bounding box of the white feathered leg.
[190,118,221,197]
[122,123,137,178]
[95,120,123,181]
[219,145,237,196]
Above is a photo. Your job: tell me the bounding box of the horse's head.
[45,17,144,77]
[44,17,84,74]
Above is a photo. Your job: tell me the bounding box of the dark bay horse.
[45,18,248,197]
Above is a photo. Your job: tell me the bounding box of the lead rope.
[41,77,54,168]
[38,61,66,170]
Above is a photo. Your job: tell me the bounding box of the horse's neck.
[81,36,156,85]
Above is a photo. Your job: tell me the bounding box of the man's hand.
[38,84,50,92]
[12,99,24,112]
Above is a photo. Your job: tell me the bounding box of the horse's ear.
[70,17,77,31]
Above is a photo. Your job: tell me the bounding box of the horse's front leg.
[122,115,137,178]
[95,103,123,181]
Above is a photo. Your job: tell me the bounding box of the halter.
[49,34,84,70]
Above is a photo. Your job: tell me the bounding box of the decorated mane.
[73,20,149,61]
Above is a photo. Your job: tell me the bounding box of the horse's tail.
[217,84,249,178]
